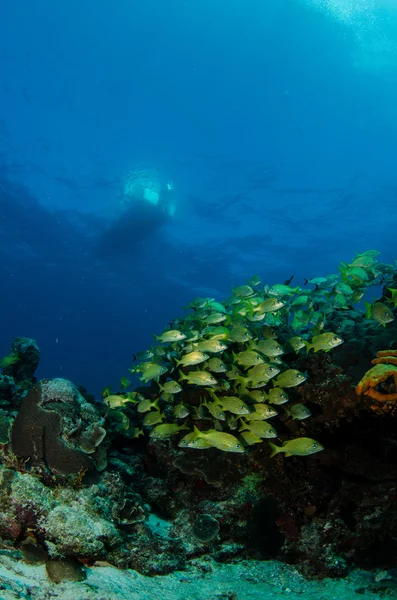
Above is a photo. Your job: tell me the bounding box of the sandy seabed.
[0,554,395,600]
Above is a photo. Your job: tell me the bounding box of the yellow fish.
[239,420,277,438]
[143,410,164,426]
[202,312,227,324]
[179,432,212,449]
[205,357,227,373]
[239,430,263,446]
[247,363,279,381]
[229,326,252,343]
[176,351,209,367]
[191,426,244,453]
[266,387,289,405]
[154,330,186,343]
[232,285,255,297]
[150,422,189,439]
[244,404,278,421]
[274,369,306,388]
[365,302,394,327]
[159,380,182,394]
[233,350,264,367]
[120,376,131,389]
[104,394,134,409]
[251,339,284,357]
[251,298,285,314]
[269,437,324,457]
[217,396,250,415]
[179,369,217,386]
[285,404,311,421]
[137,398,159,413]
[173,403,190,419]
[202,399,226,420]
[195,340,228,353]
[139,363,168,383]
[305,332,343,353]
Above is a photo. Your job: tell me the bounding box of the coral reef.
[1,252,397,585]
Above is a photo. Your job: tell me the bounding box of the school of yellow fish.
[102,250,396,457]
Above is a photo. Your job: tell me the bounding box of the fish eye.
[236,444,241,448]
[312,443,318,448]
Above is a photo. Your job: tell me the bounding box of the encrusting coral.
[356,349,397,412]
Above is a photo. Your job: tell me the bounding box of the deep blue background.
[0,0,396,394]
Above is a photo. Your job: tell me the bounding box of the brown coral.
[10,383,99,482]
[356,350,397,413]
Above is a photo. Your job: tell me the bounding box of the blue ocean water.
[0,0,396,396]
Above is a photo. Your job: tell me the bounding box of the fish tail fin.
[303,340,311,354]
[268,441,280,458]
[193,425,203,437]
[364,301,372,319]
[303,278,308,286]
[178,369,187,381]
[153,334,160,341]
[247,304,255,318]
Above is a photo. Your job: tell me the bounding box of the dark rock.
[3,337,40,382]
[193,514,220,543]
[45,557,86,583]
[20,536,49,564]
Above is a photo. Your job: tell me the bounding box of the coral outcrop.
[10,380,107,482]
[1,252,397,584]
